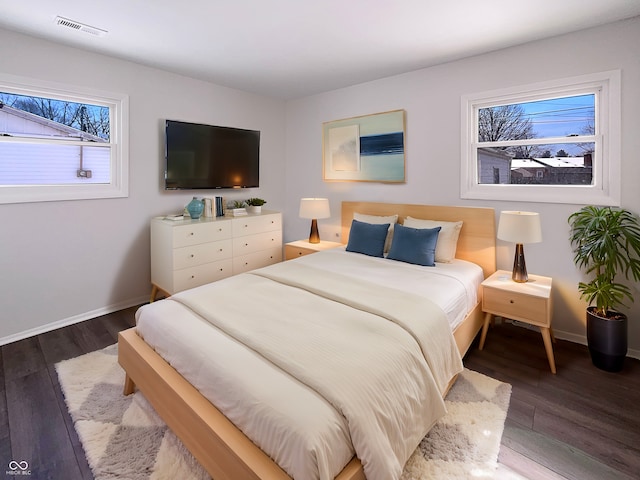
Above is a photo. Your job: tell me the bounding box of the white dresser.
[150,210,282,301]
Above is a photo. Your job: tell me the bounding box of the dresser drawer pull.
[510,299,515,303]
[190,254,195,258]
[189,232,194,236]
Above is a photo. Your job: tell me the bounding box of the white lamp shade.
[299,198,330,219]
[497,211,542,244]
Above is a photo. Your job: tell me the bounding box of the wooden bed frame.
[118,202,496,480]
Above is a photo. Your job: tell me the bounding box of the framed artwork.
[322,109,405,183]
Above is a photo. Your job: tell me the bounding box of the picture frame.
[322,109,406,183]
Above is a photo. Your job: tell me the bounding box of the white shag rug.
[56,344,511,480]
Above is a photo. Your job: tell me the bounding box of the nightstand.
[284,239,343,260]
[479,270,556,373]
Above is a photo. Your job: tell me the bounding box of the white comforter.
[136,249,479,480]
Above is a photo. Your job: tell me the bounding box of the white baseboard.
[0,295,148,347]
[508,319,640,360]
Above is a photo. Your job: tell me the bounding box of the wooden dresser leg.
[541,327,557,374]
[479,312,492,350]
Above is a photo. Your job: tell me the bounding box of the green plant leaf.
[569,205,640,314]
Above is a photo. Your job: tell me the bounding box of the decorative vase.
[586,307,627,372]
[186,197,204,219]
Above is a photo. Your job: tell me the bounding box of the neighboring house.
[0,103,108,184]
[511,155,593,185]
[477,147,511,184]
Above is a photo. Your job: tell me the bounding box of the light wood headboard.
[341,201,497,278]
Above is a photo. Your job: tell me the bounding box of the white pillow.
[353,213,399,253]
[403,217,463,263]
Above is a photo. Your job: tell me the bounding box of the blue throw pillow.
[387,223,441,266]
[346,219,390,257]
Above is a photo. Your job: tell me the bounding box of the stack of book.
[215,196,226,217]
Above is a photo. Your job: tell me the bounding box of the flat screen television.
[165,120,260,189]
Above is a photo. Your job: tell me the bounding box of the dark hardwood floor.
[465,321,640,480]
[1,308,638,479]
[1,306,137,480]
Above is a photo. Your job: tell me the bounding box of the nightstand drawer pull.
[510,299,514,303]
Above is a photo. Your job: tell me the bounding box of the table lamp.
[497,211,542,282]
[299,198,330,243]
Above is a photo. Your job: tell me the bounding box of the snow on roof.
[511,157,585,169]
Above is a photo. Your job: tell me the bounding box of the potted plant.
[568,206,640,371]
[246,198,266,214]
[230,200,247,217]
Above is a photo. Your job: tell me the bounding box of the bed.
[118,201,496,480]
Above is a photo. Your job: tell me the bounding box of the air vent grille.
[55,16,107,37]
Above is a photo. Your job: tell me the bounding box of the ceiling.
[2,1,640,100]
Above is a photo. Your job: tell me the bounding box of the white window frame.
[460,70,621,205]
[0,73,129,204]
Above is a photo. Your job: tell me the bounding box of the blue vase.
[187,197,204,219]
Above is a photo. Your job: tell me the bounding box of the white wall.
[0,28,286,343]
[284,17,640,356]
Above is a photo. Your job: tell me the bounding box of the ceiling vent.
[55,16,108,37]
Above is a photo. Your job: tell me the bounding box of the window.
[0,74,129,203]
[461,71,620,205]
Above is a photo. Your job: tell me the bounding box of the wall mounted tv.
[165,120,260,189]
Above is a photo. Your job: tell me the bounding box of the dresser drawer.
[173,259,233,292]
[233,246,282,274]
[173,221,231,248]
[233,230,282,256]
[172,239,232,270]
[483,286,549,327]
[232,214,282,237]
[150,213,282,298]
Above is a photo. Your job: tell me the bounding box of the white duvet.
[136,249,482,480]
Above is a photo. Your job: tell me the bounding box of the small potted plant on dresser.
[568,205,640,372]
[246,198,266,214]
[230,200,247,216]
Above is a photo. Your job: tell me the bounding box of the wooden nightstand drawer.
[483,286,549,326]
[285,245,315,259]
[284,240,343,260]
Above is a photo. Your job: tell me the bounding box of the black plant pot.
[586,307,628,372]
